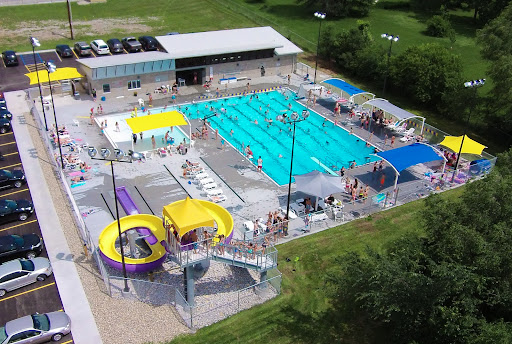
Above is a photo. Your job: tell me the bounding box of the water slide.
[197,199,234,244]
[98,214,167,273]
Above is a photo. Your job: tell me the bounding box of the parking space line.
[0,162,21,169]
[0,188,28,197]
[61,340,73,344]
[0,282,55,303]
[123,49,129,54]
[91,51,97,57]
[1,59,5,68]
[0,219,38,233]
[0,142,16,147]
[0,132,13,137]
[72,50,79,59]
[4,152,18,156]
[55,51,62,62]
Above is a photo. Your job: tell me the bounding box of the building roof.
[76,51,173,69]
[156,26,303,58]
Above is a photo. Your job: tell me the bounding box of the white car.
[90,39,110,55]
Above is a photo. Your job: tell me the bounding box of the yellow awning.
[162,198,215,236]
[126,111,187,133]
[25,67,83,85]
[439,135,487,155]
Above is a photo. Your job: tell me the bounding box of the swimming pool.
[184,89,378,185]
[102,110,189,153]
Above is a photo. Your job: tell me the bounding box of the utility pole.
[67,0,74,39]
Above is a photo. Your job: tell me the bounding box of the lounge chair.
[393,123,407,133]
[201,182,218,191]
[206,188,223,197]
[142,151,153,160]
[194,172,209,180]
[208,194,227,203]
[158,148,167,157]
[199,177,215,186]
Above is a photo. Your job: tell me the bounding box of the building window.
[103,84,111,93]
[128,80,141,90]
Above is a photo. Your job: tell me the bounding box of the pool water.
[184,89,378,185]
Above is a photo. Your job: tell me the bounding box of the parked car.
[0,94,6,110]
[1,51,18,67]
[0,119,11,134]
[0,199,34,224]
[0,311,71,343]
[0,169,26,189]
[73,42,92,57]
[107,38,124,54]
[90,39,110,55]
[121,37,142,53]
[0,109,12,121]
[138,36,158,51]
[55,44,73,58]
[0,257,52,297]
[0,234,43,262]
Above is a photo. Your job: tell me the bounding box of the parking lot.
[0,42,155,93]
[0,128,73,343]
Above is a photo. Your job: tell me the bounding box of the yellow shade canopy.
[126,111,187,133]
[439,135,487,155]
[162,198,215,237]
[25,67,83,85]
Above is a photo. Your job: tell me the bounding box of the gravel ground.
[23,101,191,344]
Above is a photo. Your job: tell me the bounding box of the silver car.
[0,258,52,297]
[0,312,71,343]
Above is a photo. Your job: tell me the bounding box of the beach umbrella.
[294,170,344,210]
[25,67,83,84]
[439,135,486,155]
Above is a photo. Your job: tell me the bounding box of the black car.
[0,169,26,189]
[107,38,124,54]
[56,44,73,58]
[138,36,158,51]
[0,109,12,121]
[0,119,11,134]
[0,234,43,261]
[121,37,142,53]
[1,51,18,66]
[0,199,34,224]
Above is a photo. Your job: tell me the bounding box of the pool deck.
[14,71,440,343]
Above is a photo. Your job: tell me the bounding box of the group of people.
[344,177,371,204]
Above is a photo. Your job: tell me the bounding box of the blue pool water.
[184,89,378,185]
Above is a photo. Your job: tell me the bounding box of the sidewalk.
[7,91,102,344]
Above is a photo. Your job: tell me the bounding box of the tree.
[477,3,512,132]
[298,0,374,18]
[325,149,512,343]
[388,43,463,108]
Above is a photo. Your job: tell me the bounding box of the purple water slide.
[115,186,158,245]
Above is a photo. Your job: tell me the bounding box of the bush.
[426,15,454,37]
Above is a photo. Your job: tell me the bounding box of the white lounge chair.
[142,151,153,160]
[399,127,415,137]
[393,123,407,133]
[194,172,209,180]
[201,182,218,191]
[206,188,223,197]
[199,177,215,186]
[209,194,227,203]
[158,148,167,157]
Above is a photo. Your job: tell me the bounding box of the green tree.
[388,43,463,108]
[477,3,512,133]
[298,0,374,18]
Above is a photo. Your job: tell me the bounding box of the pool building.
[76,27,302,97]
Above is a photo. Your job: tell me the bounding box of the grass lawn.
[168,186,465,344]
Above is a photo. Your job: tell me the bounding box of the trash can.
[74,92,80,100]
[101,96,106,101]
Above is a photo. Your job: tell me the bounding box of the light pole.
[284,111,307,230]
[381,33,399,95]
[88,148,143,293]
[451,79,485,182]
[30,37,49,131]
[313,11,326,85]
[45,61,65,169]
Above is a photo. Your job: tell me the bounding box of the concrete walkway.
[7,91,102,344]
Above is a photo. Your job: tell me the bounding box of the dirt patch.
[0,17,156,43]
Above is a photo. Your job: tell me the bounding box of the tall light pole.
[284,111,307,232]
[88,147,144,293]
[30,37,49,131]
[313,11,326,85]
[451,79,485,182]
[381,33,399,95]
[45,61,65,169]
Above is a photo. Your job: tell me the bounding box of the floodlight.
[100,148,111,158]
[88,147,97,158]
[114,149,125,159]
[30,37,40,47]
[291,112,299,121]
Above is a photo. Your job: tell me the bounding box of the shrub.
[426,15,454,37]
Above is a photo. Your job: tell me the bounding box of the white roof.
[362,98,425,121]
[76,51,173,69]
[156,26,302,58]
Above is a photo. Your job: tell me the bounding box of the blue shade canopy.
[375,143,444,174]
[322,78,367,96]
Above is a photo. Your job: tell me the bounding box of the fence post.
[394,187,399,205]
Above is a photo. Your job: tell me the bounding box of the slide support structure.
[260,271,268,290]
[186,267,195,306]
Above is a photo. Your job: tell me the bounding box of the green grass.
[168,187,465,344]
